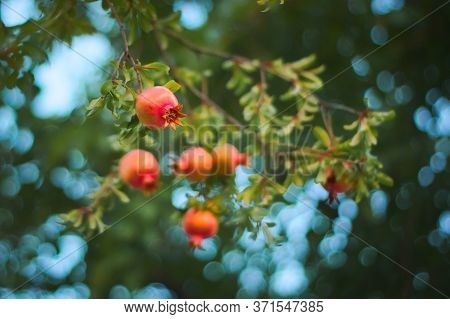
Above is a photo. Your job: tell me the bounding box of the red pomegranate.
[173,147,213,182]
[323,167,352,204]
[182,208,219,248]
[119,149,160,193]
[211,143,248,176]
[135,86,186,130]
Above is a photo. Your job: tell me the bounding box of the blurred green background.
[0,0,449,298]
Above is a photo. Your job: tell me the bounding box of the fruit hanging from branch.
[57,0,394,248]
[182,208,219,248]
[212,143,249,176]
[136,86,186,130]
[119,149,160,194]
[323,167,353,204]
[173,147,214,182]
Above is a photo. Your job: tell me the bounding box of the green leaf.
[141,62,170,74]
[100,80,113,94]
[122,67,131,83]
[262,223,276,244]
[344,120,359,131]
[111,186,130,203]
[349,130,363,147]
[315,168,328,184]
[86,96,104,111]
[301,71,323,88]
[159,11,181,25]
[290,54,317,70]
[88,214,97,230]
[164,80,182,93]
[85,97,105,118]
[313,126,331,147]
[366,127,377,145]
[243,104,257,121]
[376,172,394,187]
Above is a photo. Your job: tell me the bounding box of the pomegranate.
[119,149,160,193]
[173,147,213,182]
[135,86,186,130]
[182,208,218,248]
[212,143,248,175]
[323,167,352,204]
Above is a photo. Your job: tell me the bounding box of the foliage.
[34,0,394,238]
[1,0,448,298]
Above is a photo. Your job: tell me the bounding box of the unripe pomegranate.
[135,86,186,130]
[182,208,218,248]
[323,167,352,204]
[119,149,160,193]
[173,147,213,182]
[212,143,248,175]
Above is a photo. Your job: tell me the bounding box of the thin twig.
[319,100,360,115]
[152,26,193,113]
[114,51,125,79]
[163,28,360,116]
[286,147,362,166]
[181,78,244,128]
[202,75,209,96]
[256,66,267,116]
[90,169,118,209]
[163,28,242,60]
[320,104,336,147]
[106,0,143,92]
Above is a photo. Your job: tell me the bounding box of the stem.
[256,67,267,113]
[106,0,143,92]
[154,23,242,126]
[163,28,360,116]
[90,169,118,209]
[253,67,270,129]
[202,75,209,96]
[181,78,245,128]
[152,25,193,113]
[320,104,336,147]
[287,147,361,166]
[320,100,360,115]
[163,28,241,60]
[114,51,125,79]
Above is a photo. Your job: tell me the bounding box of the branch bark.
[106,0,143,92]
[154,25,243,126]
[163,28,361,116]
[180,78,245,128]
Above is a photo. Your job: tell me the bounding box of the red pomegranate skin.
[212,143,248,176]
[174,147,214,182]
[119,149,160,193]
[182,208,218,248]
[323,167,352,203]
[135,86,185,130]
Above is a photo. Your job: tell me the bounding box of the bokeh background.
[0,0,449,298]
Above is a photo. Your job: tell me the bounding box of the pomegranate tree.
[59,1,394,251]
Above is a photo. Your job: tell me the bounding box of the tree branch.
[320,104,336,147]
[320,100,360,115]
[256,67,268,115]
[180,78,245,128]
[162,28,243,61]
[163,28,361,116]
[153,24,242,126]
[90,169,119,209]
[286,147,362,166]
[152,27,194,113]
[106,0,143,92]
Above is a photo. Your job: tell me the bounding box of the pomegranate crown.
[162,104,186,130]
